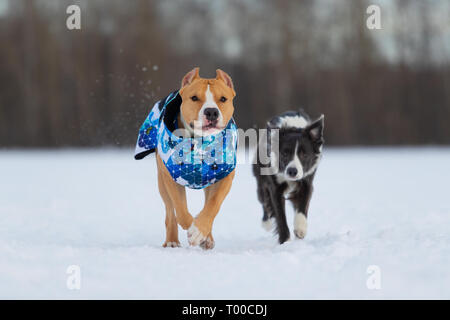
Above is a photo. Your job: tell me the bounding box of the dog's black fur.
[253,110,324,244]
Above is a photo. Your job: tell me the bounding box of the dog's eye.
[191,96,199,102]
[220,96,227,103]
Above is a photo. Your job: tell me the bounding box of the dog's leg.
[261,185,275,231]
[187,170,235,247]
[268,183,290,244]
[290,180,313,239]
[256,178,273,231]
[156,154,194,231]
[157,168,180,248]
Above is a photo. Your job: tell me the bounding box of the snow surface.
[0,148,449,299]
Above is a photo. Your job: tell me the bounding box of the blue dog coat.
[135,91,238,189]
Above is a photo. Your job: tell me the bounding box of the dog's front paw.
[199,234,215,250]
[262,218,274,232]
[294,213,307,239]
[163,241,181,248]
[187,223,208,246]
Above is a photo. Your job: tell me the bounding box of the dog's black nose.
[287,167,298,177]
[204,108,219,121]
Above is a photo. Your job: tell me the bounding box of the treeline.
[0,0,449,147]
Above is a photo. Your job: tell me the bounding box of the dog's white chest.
[276,174,298,199]
[284,181,298,198]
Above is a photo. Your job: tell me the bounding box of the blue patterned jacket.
[135,91,238,189]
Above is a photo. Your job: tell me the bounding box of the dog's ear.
[305,114,324,146]
[181,67,200,88]
[216,69,235,91]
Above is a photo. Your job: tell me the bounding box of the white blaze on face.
[192,85,223,136]
[284,142,303,181]
[204,85,218,110]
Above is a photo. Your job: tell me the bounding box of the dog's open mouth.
[201,121,222,133]
[202,123,217,130]
[190,119,224,136]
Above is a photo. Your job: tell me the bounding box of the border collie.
[253,110,324,244]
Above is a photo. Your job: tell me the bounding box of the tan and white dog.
[157,68,236,249]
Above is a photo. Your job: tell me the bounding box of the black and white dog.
[253,110,324,244]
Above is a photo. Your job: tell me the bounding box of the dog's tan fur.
[156,68,236,249]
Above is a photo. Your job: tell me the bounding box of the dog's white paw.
[200,235,215,250]
[294,213,307,239]
[187,223,207,246]
[294,229,306,239]
[262,218,274,232]
[163,241,181,248]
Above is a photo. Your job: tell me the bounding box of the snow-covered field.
[0,148,449,299]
